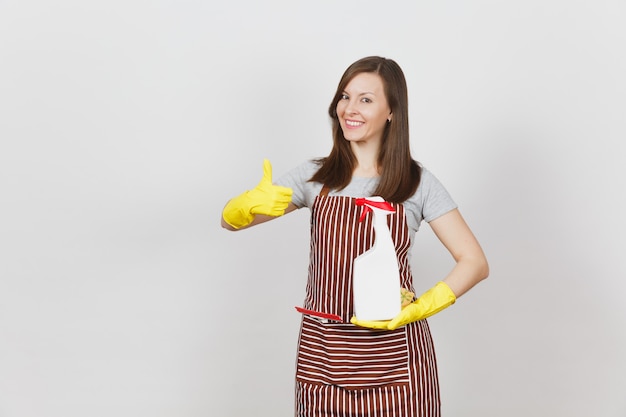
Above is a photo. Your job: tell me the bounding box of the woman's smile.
[336,72,391,145]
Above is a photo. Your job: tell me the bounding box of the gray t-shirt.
[275,160,457,238]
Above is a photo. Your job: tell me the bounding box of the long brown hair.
[309,56,421,203]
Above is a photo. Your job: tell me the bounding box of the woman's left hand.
[351,281,456,330]
[350,316,391,330]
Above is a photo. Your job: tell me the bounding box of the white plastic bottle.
[352,196,402,321]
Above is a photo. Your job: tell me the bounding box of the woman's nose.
[344,99,358,115]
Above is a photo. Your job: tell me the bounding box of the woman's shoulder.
[280,158,321,180]
[298,158,322,172]
[417,165,438,188]
[406,164,457,222]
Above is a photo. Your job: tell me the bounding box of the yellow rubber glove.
[222,159,293,229]
[351,282,456,330]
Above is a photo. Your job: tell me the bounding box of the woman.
[221,56,489,417]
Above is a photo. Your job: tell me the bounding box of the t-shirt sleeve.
[274,160,319,209]
[420,168,457,222]
[403,167,458,232]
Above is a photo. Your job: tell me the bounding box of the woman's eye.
[340,94,349,100]
[361,97,372,103]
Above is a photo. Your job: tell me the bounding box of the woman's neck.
[351,141,381,178]
[353,165,379,178]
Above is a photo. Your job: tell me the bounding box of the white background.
[1,1,625,416]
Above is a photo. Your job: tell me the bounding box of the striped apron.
[295,191,441,417]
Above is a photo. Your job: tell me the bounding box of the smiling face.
[336,72,391,146]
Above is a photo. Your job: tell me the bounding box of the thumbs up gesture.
[222,159,293,229]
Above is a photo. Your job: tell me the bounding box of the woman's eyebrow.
[342,90,376,96]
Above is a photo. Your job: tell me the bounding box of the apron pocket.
[296,316,410,390]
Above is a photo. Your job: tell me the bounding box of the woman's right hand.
[221,159,293,229]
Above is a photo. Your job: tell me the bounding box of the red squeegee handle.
[295,306,342,322]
